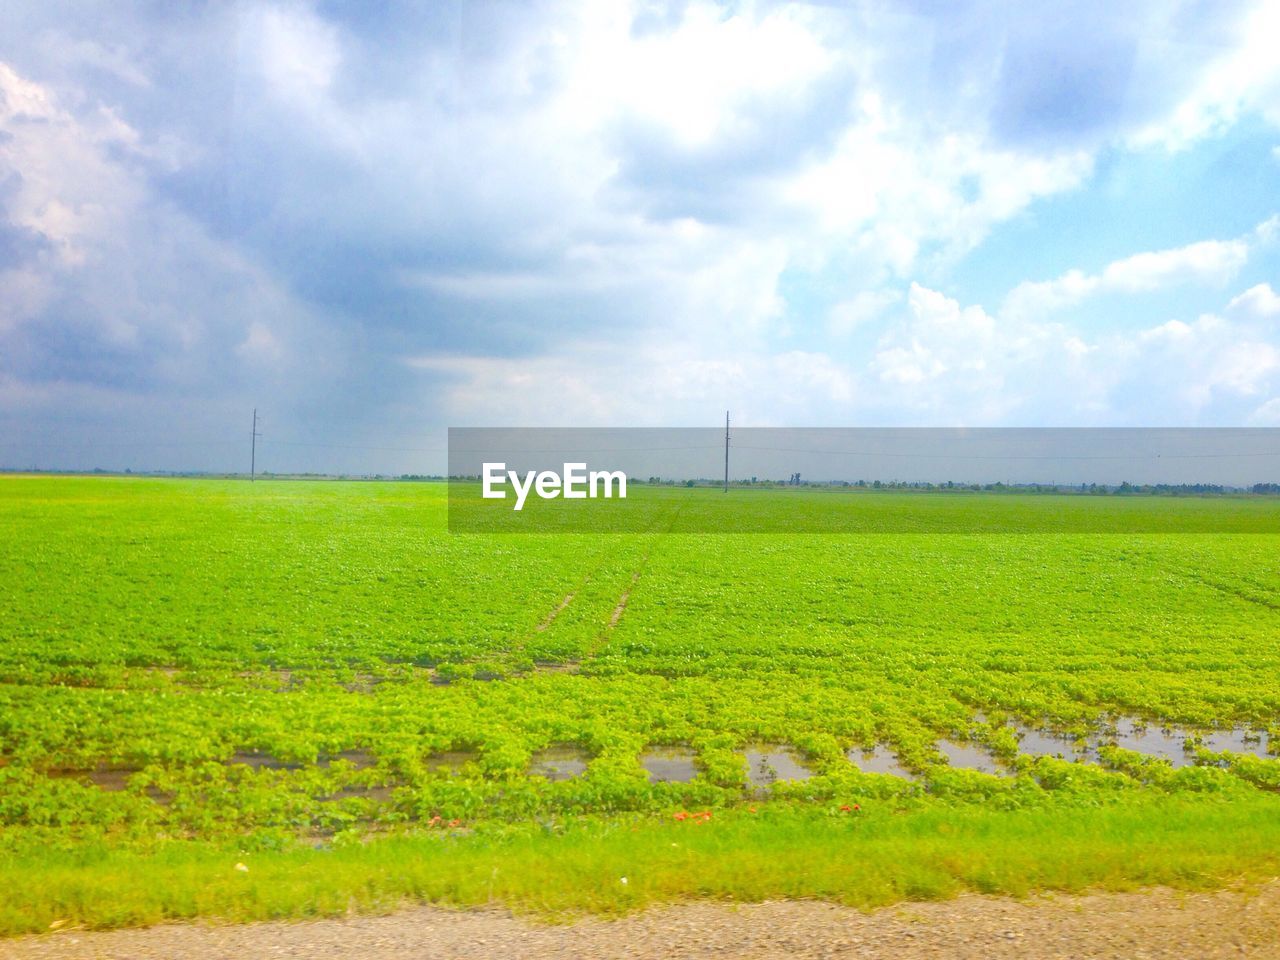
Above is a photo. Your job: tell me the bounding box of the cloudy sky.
[2,0,1280,474]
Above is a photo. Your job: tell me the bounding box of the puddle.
[642,746,698,783]
[1197,728,1274,760]
[1101,718,1194,768]
[744,744,814,787]
[846,745,915,779]
[228,751,304,771]
[529,744,590,781]
[424,750,479,774]
[936,739,1008,775]
[319,750,376,770]
[992,716,1277,770]
[1097,719,1274,768]
[1010,725,1093,763]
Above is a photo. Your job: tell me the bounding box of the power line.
[731,444,1280,461]
[0,439,240,449]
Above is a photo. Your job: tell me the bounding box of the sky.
[1,0,1279,475]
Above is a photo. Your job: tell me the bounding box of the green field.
[2,475,1280,934]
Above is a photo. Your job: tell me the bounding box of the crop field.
[2,475,1280,933]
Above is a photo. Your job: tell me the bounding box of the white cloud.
[562,1,835,150]
[253,5,340,99]
[1249,397,1280,424]
[1228,282,1280,317]
[1003,229,1257,320]
[1132,1,1280,150]
[1101,239,1249,291]
[219,0,1102,315]
[781,103,1093,271]
[867,282,1073,420]
[873,283,996,385]
[413,275,1280,428]
[861,278,1280,422]
[406,346,855,426]
[1130,312,1280,407]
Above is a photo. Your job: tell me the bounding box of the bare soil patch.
[7,881,1280,959]
[536,594,576,631]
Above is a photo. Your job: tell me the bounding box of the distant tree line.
[634,477,1280,495]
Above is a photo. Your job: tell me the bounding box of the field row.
[3,477,1279,855]
[4,675,1280,854]
[4,480,1279,679]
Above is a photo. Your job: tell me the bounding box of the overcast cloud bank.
[2,1,1279,473]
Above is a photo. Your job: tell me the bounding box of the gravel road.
[5,881,1278,959]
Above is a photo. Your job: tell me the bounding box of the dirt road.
[5,882,1279,959]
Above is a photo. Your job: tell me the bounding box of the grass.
[5,796,1280,936]
[1,475,1279,934]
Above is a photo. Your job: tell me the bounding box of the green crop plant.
[1,475,1278,933]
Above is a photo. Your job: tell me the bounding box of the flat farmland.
[2,475,1280,934]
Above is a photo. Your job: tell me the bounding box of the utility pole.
[250,408,261,481]
[724,410,730,493]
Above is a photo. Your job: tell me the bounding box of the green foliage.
[1,476,1278,928]
[4,797,1280,935]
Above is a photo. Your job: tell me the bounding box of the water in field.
[1006,718,1277,768]
[744,744,815,786]
[424,750,479,774]
[1010,725,1092,762]
[642,746,698,783]
[529,744,590,781]
[1101,718,1194,767]
[1197,727,1274,759]
[936,739,1009,775]
[1097,718,1276,767]
[846,745,915,779]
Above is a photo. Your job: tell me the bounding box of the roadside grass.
[4,795,1279,936]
